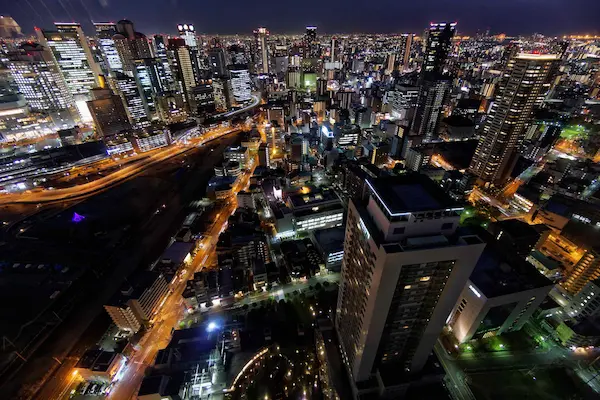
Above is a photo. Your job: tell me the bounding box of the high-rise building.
[0,15,22,38]
[410,77,451,142]
[212,77,230,111]
[253,27,270,74]
[7,42,79,126]
[336,175,485,396]
[398,33,414,69]
[168,38,201,109]
[191,81,216,115]
[385,54,396,74]
[422,22,456,80]
[177,23,197,49]
[208,47,228,77]
[94,23,122,75]
[469,53,560,184]
[36,23,100,99]
[152,35,177,92]
[228,44,249,65]
[133,59,167,122]
[305,26,319,57]
[87,83,131,139]
[113,20,153,74]
[114,72,150,128]
[228,64,252,104]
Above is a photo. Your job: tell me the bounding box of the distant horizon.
[2,0,599,38]
[11,18,600,39]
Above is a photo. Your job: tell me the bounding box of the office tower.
[152,35,177,91]
[94,23,122,75]
[336,175,485,397]
[399,33,413,68]
[114,72,150,128]
[168,38,201,109]
[422,22,456,80]
[36,23,100,98]
[113,19,153,74]
[212,77,230,111]
[253,27,270,74]
[6,42,73,111]
[0,15,22,38]
[330,37,337,62]
[133,59,168,122]
[385,54,396,74]
[87,82,131,139]
[410,78,451,142]
[305,26,319,57]
[228,64,252,104]
[7,42,79,125]
[177,23,197,49]
[228,44,249,65]
[191,81,216,115]
[208,47,228,77]
[469,53,560,184]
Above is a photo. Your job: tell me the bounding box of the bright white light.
[469,284,481,298]
[207,322,218,332]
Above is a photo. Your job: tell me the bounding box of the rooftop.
[470,233,553,298]
[368,174,460,215]
[311,226,345,252]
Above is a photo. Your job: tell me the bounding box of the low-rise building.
[311,227,345,272]
[224,146,250,169]
[75,349,126,383]
[285,188,345,232]
[448,241,554,343]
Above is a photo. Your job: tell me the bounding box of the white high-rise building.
[36,23,100,98]
[177,23,197,49]
[228,65,252,104]
[336,175,485,397]
[94,23,123,74]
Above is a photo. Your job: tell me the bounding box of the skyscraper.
[94,23,122,75]
[208,47,228,77]
[114,72,150,128]
[399,33,414,69]
[36,23,100,98]
[469,53,560,184]
[305,26,319,57]
[113,20,153,74]
[409,77,451,142]
[336,175,485,397]
[422,22,456,80]
[177,23,197,49]
[87,82,131,139]
[228,64,252,104]
[7,42,79,125]
[408,23,455,143]
[253,27,270,74]
[168,38,201,110]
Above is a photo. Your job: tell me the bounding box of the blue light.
[207,322,218,332]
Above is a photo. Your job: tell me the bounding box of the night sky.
[3,0,600,36]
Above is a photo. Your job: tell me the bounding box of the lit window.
[420,276,430,282]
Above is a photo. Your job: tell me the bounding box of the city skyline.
[3,0,600,36]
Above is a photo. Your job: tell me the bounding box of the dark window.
[442,222,453,230]
[393,227,405,234]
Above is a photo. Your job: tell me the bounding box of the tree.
[323,281,330,288]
